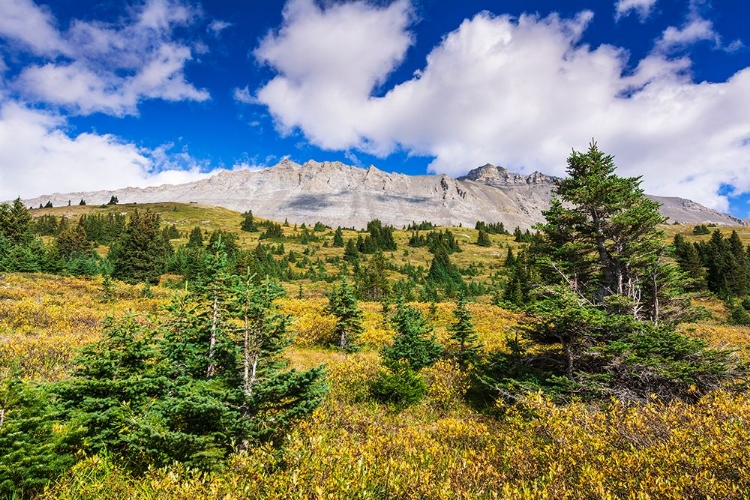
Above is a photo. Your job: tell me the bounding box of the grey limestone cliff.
[20,160,745,229]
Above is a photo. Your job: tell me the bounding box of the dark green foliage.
[534,141,669,322]
[477,142,746,404]
[448,292,482,367]
[343,238,359,261]
[355,251,390,301]
[476,229,491,247]
[0,379,76,497]
[260,221,284,239]
[408,229,461,254]
[162,224,180,240]
[79,199,86,206]
[44,201,53,208]
[383,301,443,371]
[406,221,435,231]
[55,226,91,260]
[108,209,172,284]
[361,219,396,253]
[332,227,344,247]
[34,214,60,236]
[426,249,465,296]
[372,301,442,407]
[187,226,204,248]
[690,230,750,299]
[0,198,34,246]
[370,361,426,408]
[108,195,119,205]
[692,224,710,235]
[240,211,259,232]
[475,221,509,235]
[327,278,364,351]
[513,227,533,243]
[1,270,327,487]
[77,213,127,245]
[208,229,239,256]
[727,299,750,326]
[672,234,706,291]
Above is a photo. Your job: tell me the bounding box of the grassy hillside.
[2,202,749,497]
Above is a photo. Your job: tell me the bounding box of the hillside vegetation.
[2,144,750,498]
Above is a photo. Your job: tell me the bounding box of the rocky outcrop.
[19,160,746,229]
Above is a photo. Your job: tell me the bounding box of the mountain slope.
[20,160,745,229]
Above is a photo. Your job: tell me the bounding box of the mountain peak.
[460,164,556,186]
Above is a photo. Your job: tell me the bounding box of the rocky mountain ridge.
[19,160,746,230]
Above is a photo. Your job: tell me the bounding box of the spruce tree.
[476,229,491,247]
[448,292,482,367]
[327,278,364,351]
[333,226,345,247]
[108,209,171,284]
[240,211,259,232]
[383,301,443,371]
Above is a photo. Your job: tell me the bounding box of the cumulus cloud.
[0,102,213,201]
[255,0,414,149]
[0,0,209,116]
[615,0,658,21]
[655,15,719,52]
[250,1,750,212]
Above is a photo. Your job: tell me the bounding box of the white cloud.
[655,15,719,52]
[0,0,209,116]
[252,2,750,212]
[0,0,69,56]
[615,0,658,21]
[208,20,232,36]
[233,86,255,104]
[0,102,212,201]
[254,0,414,149]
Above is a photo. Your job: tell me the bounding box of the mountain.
[19,160,746,229]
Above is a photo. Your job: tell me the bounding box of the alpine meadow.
[1,142,749,498]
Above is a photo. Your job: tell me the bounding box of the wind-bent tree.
[480,142,744,402]
[535,141,669,323]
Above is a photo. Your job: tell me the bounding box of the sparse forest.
[1,144,750,498]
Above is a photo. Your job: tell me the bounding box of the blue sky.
[1,0,749,217]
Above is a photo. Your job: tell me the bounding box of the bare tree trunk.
[564,340,574,380]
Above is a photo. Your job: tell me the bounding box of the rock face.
[20,160,746,229]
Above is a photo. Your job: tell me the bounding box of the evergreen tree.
[12,269,329,481]
[476,229,491,247]
[356,250,390,301]
[108,209,171,284]
[479,142,746,402]
[240,211,259,232]
[448,292,482,367]
[383,301,443,371]
[187,226,204,248]
[0,198,34,246]
[673,234,706,291]
[343,238,359,262]
[332,226,345,247]
[535,141,667,321]
[326,278,364,351]
[426,249,465,296]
